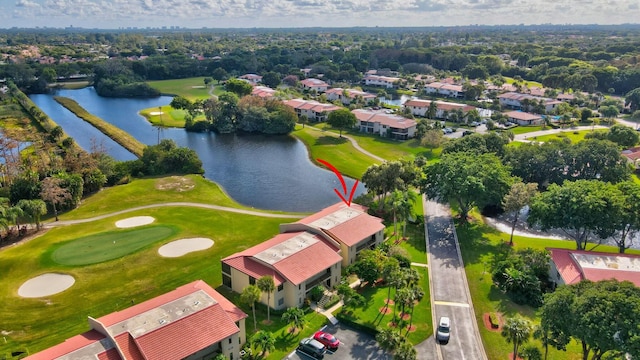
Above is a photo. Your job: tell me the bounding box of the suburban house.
[300,78,329,92]
[498,92,562,113]
[622,146,640,168]
[403,99,475,120]
[239,73,262,85]
[352,109,417,140]
[362,74,401,88]
[222,202,384,310]
[556,93,576,103]
[424,82,465,98]
[251,85,276,98]
[282,99,341,122]
[504,110,544,125]
[548,248,640,288]
[325,88,377,105]
[26,281,248,360]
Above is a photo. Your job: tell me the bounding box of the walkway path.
[45,202,303,227]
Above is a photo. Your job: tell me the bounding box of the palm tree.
[382,258,402,308]
[407,286,425,334]
[394,341,417,360]
[256,276,275,322]
[376,328,403,353]
[533,324,551,360]
[281,307,306,334]
[501,316,532,360]
[17,199,46,230]
[251,330,275,358]
[397,191,417,239]
[393,287,412,324]
[240,285,261,331]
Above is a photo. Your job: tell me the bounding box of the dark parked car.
[314,331,340,350]
[298,337,327,359]
[462,130,474,137]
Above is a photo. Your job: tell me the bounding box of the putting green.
[51,226,178,266]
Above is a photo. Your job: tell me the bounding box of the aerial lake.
[30,88,365,212]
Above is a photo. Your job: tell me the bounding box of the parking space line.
[433,300,470,308]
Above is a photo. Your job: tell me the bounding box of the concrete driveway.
[285,323,391,360]
[425,199,487,360]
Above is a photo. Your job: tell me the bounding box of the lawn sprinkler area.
[51,226,177,266]
[18,273,75,298]
[158,238,214,257]
[115,216,155,228]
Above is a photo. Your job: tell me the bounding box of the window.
[222,274,232,288]
[249,277,255,285]
[278,298,284,306]
[229,338,232,344]
[222,263,231,274]
[277,284,284,292]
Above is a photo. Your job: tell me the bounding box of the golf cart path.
[305,126,386,162]
[45,202,303,227]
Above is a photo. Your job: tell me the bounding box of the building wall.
[548,260,566,287]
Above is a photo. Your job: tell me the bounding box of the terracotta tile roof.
[505,111,543,121]
[622,146,640,161]
[252,86,275,98]
[97,348,122,360]
[548,248,640,287]
[224,232,341,286]
[282,99,340,113]
[352,110,417,129]
[325,214,385,247]
[26,281,246,360]
[300,78,328,87]
[135,304,239,360]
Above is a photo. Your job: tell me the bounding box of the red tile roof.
[549,248,640,287]
[352,110,417,129]
[223,232,342,285]
[505,111,543,121]
[622,146,640,161]
[26,281,246,360]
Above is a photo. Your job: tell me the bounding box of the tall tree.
[420,151,514,221]
[225,78,253,97]
[625,87,640,112]
[40,176,72,221]
[256,276,276,322]
[607,124,639,148]
[240,285,262,331]
[528,180,625,250]
[615,181,640,253]
[421,129,445,154]
[327,108,357,137]
[501,316,532,360]
[502,182,538,245]
[17,199,47,230]
[212,68,228,84]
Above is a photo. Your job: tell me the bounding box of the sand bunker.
[18,273,75,298]
[158,238,214,258]
[115,216,155,228]
[149,111,164,116]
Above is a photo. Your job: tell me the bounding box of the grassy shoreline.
[54,96,145,157]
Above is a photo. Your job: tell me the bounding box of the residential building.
[424,82,465,98]
[222,203,384,310]
[622,146,640,168]
[283,99,341,122]
[300,78,329,92]
[325,88,377,105]
[504,110,544,125]
[352,109,417,140]
[548,248,640,288]
[362,74,401,88]
[403,99,475,120]
[239,73,262,84]
[26,281,248,360]
[251,85,276,98]
[498,92,562,113]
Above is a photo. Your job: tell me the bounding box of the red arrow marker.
[317,158,359,207]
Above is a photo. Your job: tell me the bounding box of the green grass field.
[139,105,206,128]
[50,226,177,266]
[503,76,543,89]
[146,77,222,101]
[507,125,545,135]
[529,128,606,143]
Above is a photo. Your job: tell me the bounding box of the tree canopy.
[327,108,357,137]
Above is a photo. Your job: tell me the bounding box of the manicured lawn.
[507,125,545,134]
[336,264,432,345]
[139,105,206,128]
[58,175,291,221]
[293,125,381,179]
[50,226,178,266]
[503,77,543,89]
[146,77,220,101]
[0,204,291,354]
[529,128,606,143]
[456,214,640,360]
[307,123,438,162]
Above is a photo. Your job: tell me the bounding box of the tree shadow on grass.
[315,136,348,145]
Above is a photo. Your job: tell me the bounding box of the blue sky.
[2,0,639,29]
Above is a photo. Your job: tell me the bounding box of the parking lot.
[285,323,392,360]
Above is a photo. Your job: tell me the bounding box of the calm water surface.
[30,88,365,212]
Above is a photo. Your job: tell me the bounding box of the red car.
[313,331,340,350]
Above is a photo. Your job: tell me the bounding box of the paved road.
[424,198,487,360]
